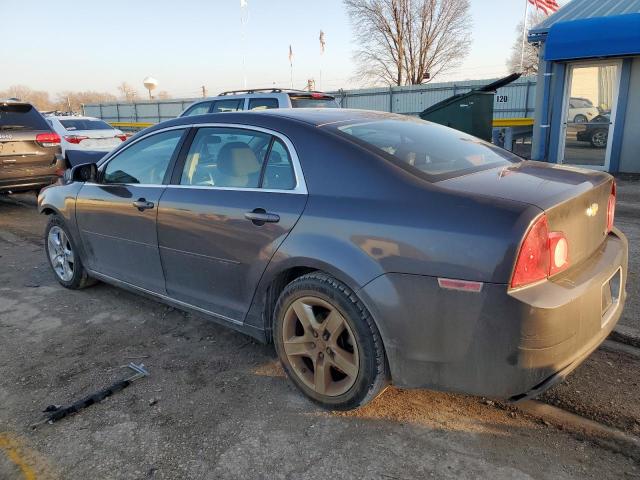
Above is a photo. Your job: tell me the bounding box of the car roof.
[255,108,403,127]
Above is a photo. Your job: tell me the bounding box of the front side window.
[103,129,183,185]
[248,98,279,110]
[182,102,212,117]
[180,127,271,188]
[332,118,516,180]
[211,100,243,113]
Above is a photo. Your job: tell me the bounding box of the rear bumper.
[358,228,628,398]
[0,175,59,193]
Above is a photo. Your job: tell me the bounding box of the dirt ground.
[1,193,639,480]
[540,348,640,436]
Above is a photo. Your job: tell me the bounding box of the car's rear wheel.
[573,114,588,123]
[590,129,608,148]
[273,272,388,410]
[45,215,95,289]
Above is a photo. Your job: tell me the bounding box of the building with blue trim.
[529,0,640,173]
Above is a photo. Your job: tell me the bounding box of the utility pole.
[201,85,207,97]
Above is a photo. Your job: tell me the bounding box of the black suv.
[0,100,63,193]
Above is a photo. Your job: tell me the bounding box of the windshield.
[0,104,50,130]
[333,117,517,180]
[60,119,113,131]
[290,96,339,108]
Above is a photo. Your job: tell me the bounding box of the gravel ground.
[0,193,639,480]
[541,348,640,436]
[616,178,640,332]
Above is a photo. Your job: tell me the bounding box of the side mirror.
[67,163,97,183]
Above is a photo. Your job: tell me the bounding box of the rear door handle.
[133,199,155,211]
[245,209,280,225]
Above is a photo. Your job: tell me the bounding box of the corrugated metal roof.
[530,0,640,35]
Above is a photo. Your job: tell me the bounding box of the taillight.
[311,92,324,99]
[35,132,61,147]
[64,135,89,144]
[115,134,127,142]
[607,182,616,232]
[511,214,570,288]
[511,215,550,288]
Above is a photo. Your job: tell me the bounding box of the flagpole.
[519,0,529,72]
[240,1,248,89]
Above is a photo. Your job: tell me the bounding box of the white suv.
[568,97,600,123]
[179,88,339,117]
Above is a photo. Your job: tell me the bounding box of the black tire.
[44,215,96,289]
[589,129,608,148]
[273,272,389,410]
[573,114,587,123]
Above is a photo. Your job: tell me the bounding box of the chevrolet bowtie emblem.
[586,203,599,217]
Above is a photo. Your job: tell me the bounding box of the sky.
[0,0,571,98]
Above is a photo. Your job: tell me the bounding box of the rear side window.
[182,102,212,117]
[289,96,338,108]
[262,139,295,190]
[59,119,113,131]
[103,129,183,185]
[333,118,516,180]
[211,100,243,113]
[0,104,50,130]
[248,98,279,110]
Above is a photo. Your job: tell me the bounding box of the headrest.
[217,142,261,177]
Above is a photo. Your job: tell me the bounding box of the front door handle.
[133,198,155,211]
[245,208,280,225]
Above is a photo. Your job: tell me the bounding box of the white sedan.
[46,116,127,158]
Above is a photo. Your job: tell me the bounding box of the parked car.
[568,97,600,123]
[576,114,610,148]
[46,115,126,159]
[39,109,627,410]
[179,88,339,117]
[1,99,63,193]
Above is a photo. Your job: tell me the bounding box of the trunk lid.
[437,161,613,267]
[65,129,123,151]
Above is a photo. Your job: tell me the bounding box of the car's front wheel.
[45,215,95,289]
[273,272,389,410]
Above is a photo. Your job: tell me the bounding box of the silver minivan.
[179,88,339,117]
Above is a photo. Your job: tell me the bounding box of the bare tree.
[0,85,54,110]
[156,90,172,100]
[506,10,545,75]
[344,0,472,86]
[117,82,138,103]
[54,91,117,113]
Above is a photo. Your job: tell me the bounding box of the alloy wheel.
[47,226,75,282]
[592,131,608,148]
[282,296,360,396]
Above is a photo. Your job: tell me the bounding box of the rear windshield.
[289,96,339,108]
[60,119,113,131]
[0,104,50,131]
[333,118,517,180]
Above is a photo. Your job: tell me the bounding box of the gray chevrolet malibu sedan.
[38,109,627,410]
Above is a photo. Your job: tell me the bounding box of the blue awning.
[545,13,640,61]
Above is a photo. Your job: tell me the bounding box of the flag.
[289,45,294,66]
[527,0,559,15]
[319,30,326,55]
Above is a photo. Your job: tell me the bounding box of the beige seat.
[215,142,262,187]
